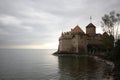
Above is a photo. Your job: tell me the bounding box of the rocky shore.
[53,51,115,80]
[93,56,114,80]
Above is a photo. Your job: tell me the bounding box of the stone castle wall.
[59,34,88,53]
[58,23,104,53]
[86,27,96,35]
[59,38,72,52]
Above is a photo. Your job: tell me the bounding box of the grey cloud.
[0,0,120,48]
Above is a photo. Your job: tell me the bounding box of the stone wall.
[59,39,72,52]
[86,27,96,35]
[58,23,104,54]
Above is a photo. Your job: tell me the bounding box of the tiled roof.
[71,25,85,33]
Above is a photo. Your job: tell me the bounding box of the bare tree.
[101,11,120,41]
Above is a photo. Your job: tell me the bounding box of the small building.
[58,23,109,54]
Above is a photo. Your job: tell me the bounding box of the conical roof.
[71,25,85,33]
[86,23,96,28]
[103,32,109,36]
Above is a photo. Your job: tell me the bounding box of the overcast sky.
[0,0,120,49]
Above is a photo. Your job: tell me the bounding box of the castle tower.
[71,25,86,53]
[86,23,96,35]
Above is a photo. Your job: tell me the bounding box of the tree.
[115,39,120,53]
[111,39,120,63]
[101,11,120,42]
[102,32,114,52]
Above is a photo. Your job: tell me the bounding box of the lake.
[0,49,111,80]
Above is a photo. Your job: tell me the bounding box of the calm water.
[0,49,110,80]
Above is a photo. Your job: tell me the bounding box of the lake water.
[0,49,111,80]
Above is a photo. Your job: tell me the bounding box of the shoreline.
[53,51,115,80]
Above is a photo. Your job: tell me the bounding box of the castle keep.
[58,23,104,53]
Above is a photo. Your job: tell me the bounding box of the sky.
[0,0,120,49]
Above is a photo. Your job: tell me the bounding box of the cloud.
[0,15,22,25]
[0,0,120,49]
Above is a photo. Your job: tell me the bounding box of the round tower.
[86,23,96,35]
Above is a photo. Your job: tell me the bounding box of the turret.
[86,23,96,35]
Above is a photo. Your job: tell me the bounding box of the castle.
[58,23,107,54]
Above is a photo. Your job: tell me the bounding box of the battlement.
[59,32,72,40]
[58,23,105,53]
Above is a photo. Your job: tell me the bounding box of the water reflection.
[57,56,107,80]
